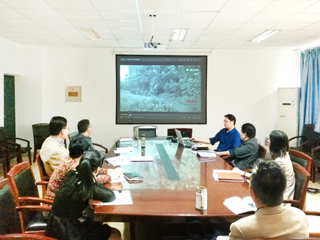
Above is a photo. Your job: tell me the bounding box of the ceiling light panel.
[79,28,102,40]
[251,30,280,42]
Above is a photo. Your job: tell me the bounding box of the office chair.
[283,162,310,210]
[0,234,56,240]
[68,132,108,154]
[7,162,52,234]
[0,127,31,165]
[32,124,50,163]
[0,147,10,177]
[289,149,312,174]
[311,145,320,183]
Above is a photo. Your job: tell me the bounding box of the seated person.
[45,138,123,201]
[40,116,69,176]
[45,150,122,240]
[269,130,295,200]
[228,160,308,240]
[215,123,259,169]
[191,114,241,152]
[237,130,296,201]
[73,119,95,150]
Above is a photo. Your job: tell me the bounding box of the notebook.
[175,129,195,148]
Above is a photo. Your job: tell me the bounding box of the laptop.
[175,129,194,148]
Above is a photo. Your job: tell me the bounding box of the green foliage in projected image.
[120,65,201,112]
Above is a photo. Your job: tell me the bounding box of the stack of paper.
[223,196,256,214]
[129,156,153,162]
[196,151,216,158]
[106,156,132,166]
[100,190,133,205]
[114,147,134,154]
[119,137,133,142]
[212,170,244,182]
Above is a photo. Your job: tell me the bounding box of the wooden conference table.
[95,138,250,224]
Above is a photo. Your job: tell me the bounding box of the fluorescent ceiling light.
[251,30,280,43]
[79,28,102,41]
[171,29,189,41]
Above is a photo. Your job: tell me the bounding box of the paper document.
[223,196,256,214]
[106,156,132,166]
[212,170,244,182]
[197,151,216,158]
[100,190,133,205]
[110,175,126,183]
[129,156,153,162]
[114,147,134,153]
[119,137,133,142]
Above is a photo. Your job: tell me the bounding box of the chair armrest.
[302,139,320,152]
[283,199,300,205]
[16,205,52,212]
[0,140,20,148]
[311,145,320,157]
[7,137,30,147]
[304,210,320,216]
[35,181,48,186]
[18,197,53,205]
[93,143,108,153]
[220,155,232,161]
[288,136,305,141]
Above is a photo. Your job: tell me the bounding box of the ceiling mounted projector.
[144,36,164,50]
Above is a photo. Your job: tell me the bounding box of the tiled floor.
[1,154,320,239]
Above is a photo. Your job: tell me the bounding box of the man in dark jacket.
[215,123,259,169]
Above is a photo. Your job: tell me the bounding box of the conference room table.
[94,137,251,225]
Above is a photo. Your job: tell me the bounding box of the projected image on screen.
[116,55,207,124]
[120,65,201,113]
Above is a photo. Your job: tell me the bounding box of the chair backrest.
[0,127,7,140]
[167,128,193,138]
[7,162,42,233]
[32,124,50,149]
[7,162,39,205]
[68,132,78,141]
[258,144,267,158]
[0,178,21,234]
[283,162,310,210]
[35,154,49,182]
[0,234,56,240]
[302,124,315,140]
[289,149,312,174]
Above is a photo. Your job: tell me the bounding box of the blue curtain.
[299,47,320,135]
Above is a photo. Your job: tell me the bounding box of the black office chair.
[283,162,310,210]
[0,178,21,235]
[68,132,108,154]
[289,124,320,156]
[0,127,31,165]
[7,162,52,234]
[32,123,50,163]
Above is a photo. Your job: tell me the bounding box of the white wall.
[0,37,301,150]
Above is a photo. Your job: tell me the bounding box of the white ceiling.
[1,0,320,50]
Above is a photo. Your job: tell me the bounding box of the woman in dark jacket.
[45,150,121,240]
